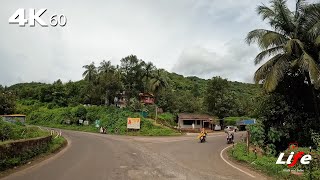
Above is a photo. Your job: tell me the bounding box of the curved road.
[3,130,267,180]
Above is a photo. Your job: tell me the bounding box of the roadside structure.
[114,92,128,108]
[177,113,215,131]
[139,92,155,104]
[0,114,26,124]
[236,119,256,130]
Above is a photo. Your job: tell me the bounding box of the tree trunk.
[305,72,320,121]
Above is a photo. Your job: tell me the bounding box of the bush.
[73,105,87,119]
[229,143,320,179]
[157,113,176,127]
[27,106,179,136]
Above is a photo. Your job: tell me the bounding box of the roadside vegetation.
[27,105,179,136]
[226,0,320,179]
[0,55,260,136]
[229,143,320,180]
[0,120,66,171]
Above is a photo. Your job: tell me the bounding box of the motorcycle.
[226,134,234,144]
[198,132,207,143]
[227,134,233,144]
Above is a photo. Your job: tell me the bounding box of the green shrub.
[0,121,49,142]
[228,143,295,179]
[157,113,176,127]
[73,105,87,119]
[27,106,179,136]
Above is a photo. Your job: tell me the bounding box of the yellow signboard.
[127,118,141,129]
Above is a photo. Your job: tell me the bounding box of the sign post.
[95,120,100,128]
[127,118,141,130]
[247,130,250,154]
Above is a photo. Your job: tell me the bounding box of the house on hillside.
[139,93,155,105]
[0,114,26,124]
[176,113,215,131]
[114,92,127,108]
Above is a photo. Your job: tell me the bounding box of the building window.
[183,120,193,125]
[197,120,200,125]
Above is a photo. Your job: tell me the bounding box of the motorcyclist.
[226,130,234,143]
[198,128,207,142]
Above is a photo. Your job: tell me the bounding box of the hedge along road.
[2,130,267,180]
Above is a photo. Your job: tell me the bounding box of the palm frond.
[257,4,276,20]
[254,54,282,83]
[259,31,288,49]
[295,0,307,19]
[316,36,320,46]
[284,39,304,56]
[254,46,284,65]
[246,29,288,49]
[300,51,320,88]
[272,0,295,34]
[254,54,289,92]
[300,4,320,40]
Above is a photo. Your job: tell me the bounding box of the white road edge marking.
[220,145,256,178]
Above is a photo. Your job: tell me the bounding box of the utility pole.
[155,106,158,124]
[247,130,250,154]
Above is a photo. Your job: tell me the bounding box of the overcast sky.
[0,0,298,86]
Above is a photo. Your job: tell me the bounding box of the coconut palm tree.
[98,60,115,74]
[150,69,169,95]
[82,62,98,83]
[142,61,155,92]
[246,0,320,119]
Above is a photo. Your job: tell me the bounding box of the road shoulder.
[221,145,272,180]
[0,136,69,179]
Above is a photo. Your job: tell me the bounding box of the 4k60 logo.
[276,143,312,167]
[9,8,67,27]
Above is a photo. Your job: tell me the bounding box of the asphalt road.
[2,130,268,180]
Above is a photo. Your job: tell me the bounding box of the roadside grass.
[37,123,98,133]
[0,135,66,173]
[47,136,67,154]
[227,143,316,180]
[40,122,181,136]
[27,106,181,136]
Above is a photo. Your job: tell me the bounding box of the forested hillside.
[0,55,261,118]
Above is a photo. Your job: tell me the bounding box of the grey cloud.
[172,40,260,83]
[0,0,299,86]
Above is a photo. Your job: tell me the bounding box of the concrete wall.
[3,116,26,124]
[178,120,203,129]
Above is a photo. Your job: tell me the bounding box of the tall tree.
[98,60,115,74]
[0,91,16,115]
[120,55,144,101]
[205,77,237,118]
[246,0,320,119]
[82,62,97,83]
[150,69,168,95]
[82,62,98,104]
[98,61,122,105]
[141,61,155,92]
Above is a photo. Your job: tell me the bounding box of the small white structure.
[1,114,26,124]
[177,113,215,131]
[83,120,89,126]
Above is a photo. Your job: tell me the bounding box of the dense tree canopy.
[0,91,16,115]
[2,55,260,118]
[247,0,320,153]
